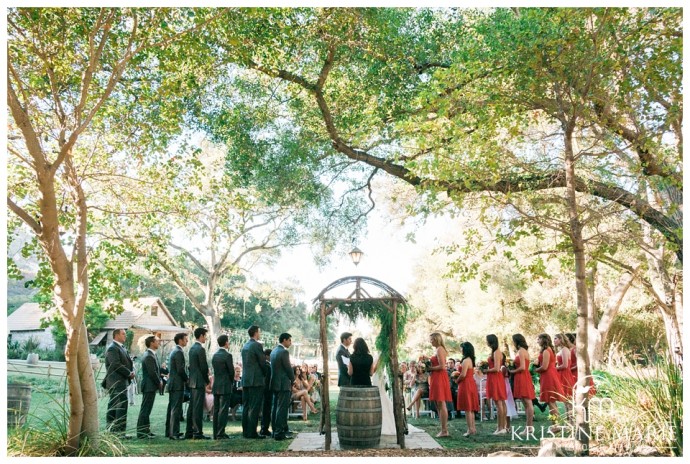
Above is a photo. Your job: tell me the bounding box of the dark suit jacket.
[188,341,210,389]
[270,344,294,391]
[105,341,133,390]
[167,345,188,392]
[211,348,234,395]
[140,349,161,393]
[241,338,267,388]
[336,344,351,386]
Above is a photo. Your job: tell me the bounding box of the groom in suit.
[105,328,135,437]
[137,334,162,438]
[336,332,353,387]
[212,334,234,440]
[270,333,295,440]
[241,325,269,439]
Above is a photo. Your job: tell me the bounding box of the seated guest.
[291,366,318,421]
[230,366,243,421]
[406,363,429,418]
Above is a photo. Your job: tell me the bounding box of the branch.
[316,43,336,91]
[7,76,46,167]
[7,197,42,235]
[169,242,210,277]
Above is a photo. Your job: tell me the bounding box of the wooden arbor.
[314,275,408,450]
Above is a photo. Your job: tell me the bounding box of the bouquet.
[504,360,516,377]
[478,361,489,373]
[418,355,432,371]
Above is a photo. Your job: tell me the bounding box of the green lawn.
[9,374,560,455]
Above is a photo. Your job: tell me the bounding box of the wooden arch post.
[315,276,407,450]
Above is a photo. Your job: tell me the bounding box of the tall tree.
[6,8,221,451]
[101,142,325,351]
[206,8,681,262]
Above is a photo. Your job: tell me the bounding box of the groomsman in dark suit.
[259,348,273,437]
[212,334,234,440]
[241,325,269,439]
[336,332,353,387]
[137,335,162,438]
[185,327,211,440]
[270,333,295,441]
[166,332,189,440]
[105,328,135,438]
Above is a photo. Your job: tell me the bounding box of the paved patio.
[288,426,442,451]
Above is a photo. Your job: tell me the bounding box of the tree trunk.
[36,169,98,453]
[204,310,223,354]
[563,123,590,456]
[588,269,637,368]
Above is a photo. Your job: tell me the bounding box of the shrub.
[590,353,682,456]
[6,378,125,456]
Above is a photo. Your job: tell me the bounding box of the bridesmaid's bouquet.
[418,355,432,371]
[478,361,489,373]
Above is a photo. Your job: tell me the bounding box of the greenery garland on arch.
[334,300,408,380]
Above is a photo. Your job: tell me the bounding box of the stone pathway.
[288,427,442,451]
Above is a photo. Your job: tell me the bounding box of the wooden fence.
[7,359,105,382]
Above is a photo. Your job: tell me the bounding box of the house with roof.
[8,297,186,356]
[92,296,187,356]
[7,302,58,350]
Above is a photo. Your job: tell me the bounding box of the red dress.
[511,353,536,400]
[570,348,578,382]
[428,355,452,402]
[486,352,507,401]
[569,347,597,396]
[538,348,564,403]
[455,361,479,412]
[557,351,575,397]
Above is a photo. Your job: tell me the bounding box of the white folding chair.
[478,377,495,421]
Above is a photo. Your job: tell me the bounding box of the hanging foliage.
[333,300,408,377]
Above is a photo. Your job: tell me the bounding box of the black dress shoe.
[259,430,271,436]
[274,434,286,441]
[253,434,266,439]
[169,436,185,440]
[193,435,211,440]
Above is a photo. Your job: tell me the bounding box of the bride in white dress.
[371,369,397,435]
[371,358,417,436]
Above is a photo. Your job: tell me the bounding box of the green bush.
[7,378,125,456]
[590,354,682,456]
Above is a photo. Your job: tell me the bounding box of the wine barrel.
[8,382,32,428]
[336,386,382,449]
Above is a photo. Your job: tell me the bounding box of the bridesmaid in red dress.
[455,341,479,437]
[535,333,563,428]
[428,332,452,438]
[567,333,596,397]
[567,333,578,384]
[485,334,508,435]
[555,333,575,422]
[508,334,535,434]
